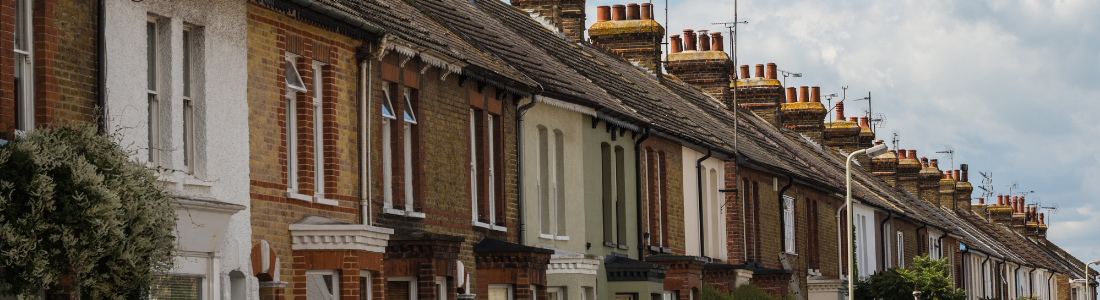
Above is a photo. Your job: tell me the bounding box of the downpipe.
[515,95,538,245]
[778,174,793,253]
[634,128,650,258]
[696,149,712,257]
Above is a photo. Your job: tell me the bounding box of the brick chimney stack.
[1012,196,1027,234]
[726,62,785,127]
[1038,212,1048,239]
[917,157,942,205]
[823,102,861,153]
[664,29,735,105]
[511,0,587,42]
[938,168,957,210]
[588,3,665,72]
[858,117,874,149]
[990,194,1014,225]
[780,86,827,144]
[871,140,899,185]
[955,164,973,213]
[896,149,921,194]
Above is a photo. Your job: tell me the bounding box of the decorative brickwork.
[647,255,706,300]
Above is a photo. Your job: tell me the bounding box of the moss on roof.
[733,77,781,87]
[781,102,827,111]
[667,51,730,61]
[823,120,858,129]
[588,20,664,36]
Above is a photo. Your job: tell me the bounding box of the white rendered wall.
[104,0,252,299]
[521,98,588,253]
[681,146,726,260]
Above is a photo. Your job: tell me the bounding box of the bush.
[0,124,177,300]
[854,255,966,300]
[701,283,790,300]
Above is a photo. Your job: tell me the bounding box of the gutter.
[634,128,650,259]
[288,0,385,36]
[515,95,539,246]
[97,0,106,134]
[696,149,712,257]
[880,211,893,270]
[778,174,793,253]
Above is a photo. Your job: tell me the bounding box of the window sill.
[314,195,338,206]
[475,221,507,232]
[287,190,313,202]
[604,241,629,250]
[539,234,554,240]
[183,177,215,187]
[384,207,426,219]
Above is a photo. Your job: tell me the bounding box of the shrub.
[701,283,790,300]
[0,124,177,300]
[854,255,966,300]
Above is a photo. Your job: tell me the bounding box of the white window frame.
[783,195,795,254]
[311,62,337,206]
[382,83,396,211]
[553,130,566,239]
[471,111,504,231]
[488,284,514,300]
[305,269,340,300]
[147,17,161,166]
[402,88,419,216]
[284,53,311,202]
[388,276,419,300]
[181,26,196,175]
[896,231,904,268]
[14,0,34,133]
[547,287,564,300]
[471,109,480,224]
[360,271,373,300]
[435,276,447,300]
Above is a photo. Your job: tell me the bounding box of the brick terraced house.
[2,0,1099,300]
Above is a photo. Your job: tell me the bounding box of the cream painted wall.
[681,146,726,261]
[521,97,588,254]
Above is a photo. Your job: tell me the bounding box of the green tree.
[0,124,176,300]
[854,255,966,300]
[701,283,790,300]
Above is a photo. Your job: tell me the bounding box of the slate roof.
[278,0,537,89]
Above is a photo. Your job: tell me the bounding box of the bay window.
[306,270,340,300]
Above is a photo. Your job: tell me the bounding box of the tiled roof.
[287,0,537,89]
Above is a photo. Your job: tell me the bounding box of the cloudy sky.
[582,0,1100,262]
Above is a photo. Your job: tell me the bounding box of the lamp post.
[1088,260,1100,300]
[847,143,889,299]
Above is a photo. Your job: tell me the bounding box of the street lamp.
[1088,260,1100,300]
[848,143,888,298]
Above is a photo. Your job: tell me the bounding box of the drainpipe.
[97,0,106,134]
[915,223,927,255]
[777,174,793,253]
[936,234,947,259]
[634,128,650,259]
[515,96,539,246]
[696,149,712,257]
[359,55,371,225]
[880,211,893,270]
[836,201,847,279]
[982,256,990,298]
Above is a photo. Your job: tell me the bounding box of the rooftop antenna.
[1005,181,1019,196]
[935,145,954,171]
[977,171,995,200]
[713,0,747,263]
[778,69,801,87]
[852,92,873,133]
[891,131,899,151]
[825,86,848,120]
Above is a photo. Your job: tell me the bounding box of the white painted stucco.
[681,146,726,261]
[521,96,589,254]
[104,0,252,299]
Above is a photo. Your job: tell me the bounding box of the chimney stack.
[917,156,943,205]
[939,167,957,210]
[511,0,587,42]
[989,195,1014,225]
[732,62,785,127]
[588,3,665,72]
[823,102,861,153]
[664,28,735,108]
[871,140,899,186]
[896,150,921,193]
[780,85,827,144]
[858,117,874,149]
[955,164,973,213]
[1012,196,1027,233]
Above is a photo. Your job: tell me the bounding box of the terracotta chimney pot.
[979,198,985,205]
[711,32,723,51]
[898,149,907,159]
[683,30,696,51]
[1040,213,1045,225]
[739,65,750,79]
[766,63,778,79]
[800,86,810,103]
[835,102,845,120]
[930,159,939,169]
[612,5,626,21]
[754,64,765,78]
[909,150,917,161]
[640,3,652,19]
[786,87,797,104]
[811,87,821,103]
[626,4,640,20]
[697,31,711,51]
[596,6,612,22]
[849,117,858,123]
[997,195,1004,206]
[859,117,870,128]
[669,35,682,53]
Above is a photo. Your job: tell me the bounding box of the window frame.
[783,195,795,254]
[284,53,311,202]
[181,26,196,174]
[147,17,161,166]
[311,62,337,206]
[305,269,340,300]
[382,83,395,209]
[896,231,905,268]
[488,284,514,300]
[388,276,419,300]
[360,271,373,300]
[14,0,34,132]
[547,287,564,300]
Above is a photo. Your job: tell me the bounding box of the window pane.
[403,91,416,123]
[382,86,396,119]
[539,128,549,234]
[554,131,566,235]
[285,60,306,92]
[489,288,508,300]
[307,274,335,300]
[387,281,410,300]
[147,21,157,92]
[184,99,193,168]
[183,30,192,98]
[152,276,203,300]
[14,0,24,51]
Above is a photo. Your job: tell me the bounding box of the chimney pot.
[612,5,626,21]
[997,195,1004,206]
[697,31,711,51]
[859,117,870,128]
[766,63,778,79]
[640,3,652,19]
[898,149,907,159]
[1040,213,1045,225]
[953,170,961,182]
[739,65,750,79]
[811,87,821,103]
[835,102,845,120]
[755,64,765,78]
[596,6,612,22]
[785,87,797,104]
[1013,196,1020,212]
[946,170,953,180]
[930,159,939,169]
[683,29,696,51]
[909,150,917,161]
[874,139,884,145]
[711,32,723,51]
[979,198,985,205]
[801,86,811,103]
[669,35,682,53]
[626,4,640,20]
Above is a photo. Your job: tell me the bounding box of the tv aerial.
[977,171,995,200]
[936,145,955,171]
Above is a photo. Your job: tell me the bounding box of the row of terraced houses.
[1,0,1097,299]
